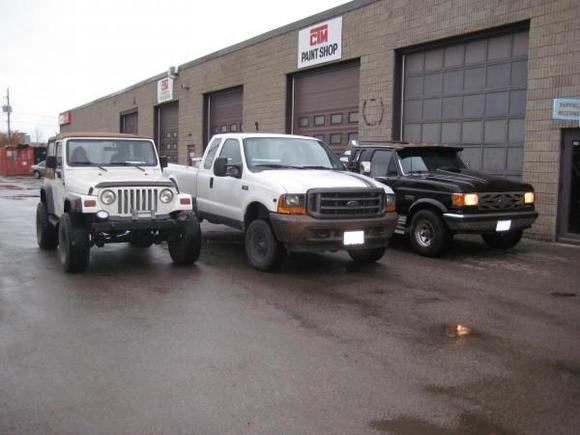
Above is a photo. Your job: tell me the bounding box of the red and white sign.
[157,77,174,104]
[59,111,71,125]
[298,16,342,69]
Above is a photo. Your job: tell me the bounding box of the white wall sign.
[297,16,342,69]
[157,77,174,104]
[553,98,580,121]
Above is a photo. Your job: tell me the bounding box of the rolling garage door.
[207,87,243,141]
[292,62,359,153]
[156,102,179,163]
[402,31,529,180]
[120,110,138,134]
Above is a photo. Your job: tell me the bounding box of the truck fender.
[408,198,447,219]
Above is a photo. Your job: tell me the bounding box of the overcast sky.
[0,0,349,142]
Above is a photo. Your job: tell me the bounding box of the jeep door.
[53,141,66,216]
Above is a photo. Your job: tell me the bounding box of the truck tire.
[58,213,90,273]
[348,247,386,264]
[482,230,523,250]
[168,214,201,265]
[36,202,58,250]
[245,219,286,271]
[409,209,449,257]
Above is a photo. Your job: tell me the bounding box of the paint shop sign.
[297,17,342,69]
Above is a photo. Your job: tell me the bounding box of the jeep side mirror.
[46,156,57,169]
[360,161,371,176]
[159,156,168,169]
[213,157,227,176]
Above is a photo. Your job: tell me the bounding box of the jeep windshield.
[398,148,465,175]
[243,137,344,171]
[66,139,158,167]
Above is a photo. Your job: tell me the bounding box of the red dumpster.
[0,146,35,176]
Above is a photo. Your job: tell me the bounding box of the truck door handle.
[210,177,214,189]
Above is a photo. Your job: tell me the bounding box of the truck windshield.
[66,139,158,167]
[399,149,465,175]
[243,137,344,171]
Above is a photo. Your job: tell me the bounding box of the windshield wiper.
[296,165,334,170]
[253,164,301,170]
[97,165,108,172]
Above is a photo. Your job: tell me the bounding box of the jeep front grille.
[116,188,159,215]
[308,189,384,219]
[478,192,525,212]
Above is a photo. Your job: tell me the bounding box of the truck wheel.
[409,210,449,257]
[58,213,90,273]
[348,247,386,264]
[245,219,286,271]
[482,230,523,250]
[168,214,201,265]
[36,203,58,250]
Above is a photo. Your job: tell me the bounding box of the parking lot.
[0,175,579,434]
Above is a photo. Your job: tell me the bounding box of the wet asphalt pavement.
[0,176,579,435]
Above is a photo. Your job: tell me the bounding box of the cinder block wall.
[61,0,580,240]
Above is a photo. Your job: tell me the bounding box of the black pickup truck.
[345,142,538,256]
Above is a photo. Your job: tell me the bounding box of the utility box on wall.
[0,146,35,176]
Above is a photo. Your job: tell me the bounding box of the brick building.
[60,0,580,242]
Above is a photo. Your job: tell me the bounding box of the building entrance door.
[559,129,580,240]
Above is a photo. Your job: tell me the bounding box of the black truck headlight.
[524,192,535,204]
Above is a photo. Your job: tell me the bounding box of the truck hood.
[254,169,393,194]
[416,168,533,192]
[65,167,167,195]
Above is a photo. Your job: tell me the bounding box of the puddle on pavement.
[549,291,577,297]
[369,413,513,435]
[555,360,580,379]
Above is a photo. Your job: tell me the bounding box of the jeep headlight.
[100,189,116,205]
[159,189,174,204]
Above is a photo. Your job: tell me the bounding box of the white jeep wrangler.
[36,132,201,272]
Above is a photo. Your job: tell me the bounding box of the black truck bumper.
[443,210,538,233]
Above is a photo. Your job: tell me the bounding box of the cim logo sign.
[157,77,174,104]
[298,16,342,69]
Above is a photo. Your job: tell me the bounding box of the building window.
[349,111,359,123]
[330,133,342,144]
[230,124,238,132]
[299,117,309,127]
[221,125,227,133]
[331,113,343,125]
[314,115,325,126]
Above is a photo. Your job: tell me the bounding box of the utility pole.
[2,87,12,143]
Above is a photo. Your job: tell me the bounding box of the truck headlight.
[159,189,174,204]
[277,194,306,215]
[452,193,479,207]
[524,192,535,204]
[384,193,396,213]
[100,189,116,205]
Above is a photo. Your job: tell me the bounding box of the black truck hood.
[413,168,533,193]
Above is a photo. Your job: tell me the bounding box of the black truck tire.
[409,209,449,257]
[58,213,90,273]
[245,219,286,272]
[36,202,58,250]
[348,247,387,264]
[168,214,202,265]
[482,230,523,250]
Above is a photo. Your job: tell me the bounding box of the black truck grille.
[308,188,384,219]
[478,192,525,211]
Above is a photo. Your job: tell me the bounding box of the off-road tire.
[58,213,90,273]
[168,214,201,265]
[36,202,58,250]
[348,247,387,264]
[245,219,286,272]
[482,230,523,250]
[409,209,449,257]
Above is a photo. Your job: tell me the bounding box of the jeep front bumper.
[89,213,190,233]
[443,210,538,233]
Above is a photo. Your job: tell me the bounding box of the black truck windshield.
[399,149,465,175]
[66,139,158,167]
[243,137,344,171]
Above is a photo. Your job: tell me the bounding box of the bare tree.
[34,127,43,144]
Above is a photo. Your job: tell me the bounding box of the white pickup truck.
[165,133,397,271]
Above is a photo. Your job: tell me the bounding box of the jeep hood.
[254,169,393,194]
[65,167,167,195]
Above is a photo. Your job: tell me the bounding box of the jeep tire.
[58,213,90,273]
[482,229,523,250]
[245,219,286,272]
[348,247,386,264]
[409,209,450,257]
[36,202,58,250]
[168,214,201,265]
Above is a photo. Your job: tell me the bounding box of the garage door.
[207,87,243,141]
[156,102,179,163]
[402,31,529,180]
[120,110,138,134]
[291,62,359,153]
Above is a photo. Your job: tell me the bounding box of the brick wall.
[61,0,580,240]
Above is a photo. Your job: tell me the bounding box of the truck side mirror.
[213,157,227,176]
[46,156,57,169]
[360,161,371,176]
[159,156,168,169]
[226,165,242,179]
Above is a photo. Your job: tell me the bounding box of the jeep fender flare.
[64,193,84,214]
[40,186,56,215]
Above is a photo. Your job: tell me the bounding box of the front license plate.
[496,220,511,232]
[344,230,365,245]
